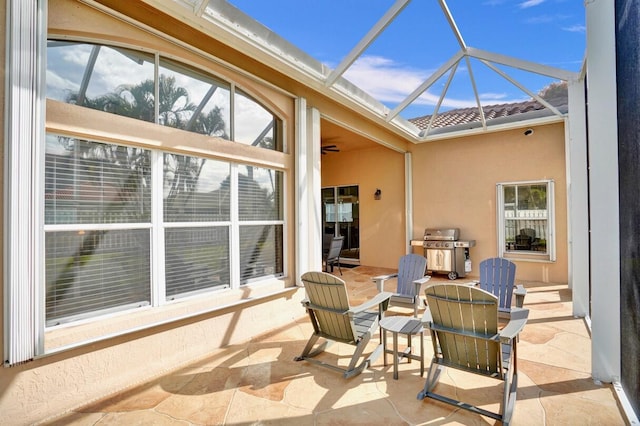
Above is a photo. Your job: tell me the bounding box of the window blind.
[239,225,284,283]
[44,137,152,326]
[45,230,151,326]
[165,227,230,299]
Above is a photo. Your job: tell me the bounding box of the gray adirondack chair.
[295,271,392,378]
[372,254,430,317]
[418,283,529,425]
[475,257,527,318]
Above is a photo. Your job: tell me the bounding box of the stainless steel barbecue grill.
[410,228,476,280]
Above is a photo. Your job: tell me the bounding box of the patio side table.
[379,316,424,380]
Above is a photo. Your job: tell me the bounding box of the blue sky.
[227,0,585,119]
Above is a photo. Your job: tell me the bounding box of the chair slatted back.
[396,254,427,297]
[322,233,333,257]
[478,257,516,311]
[425,284,502,377]
[325,236,344,263]
[301,271,355,343]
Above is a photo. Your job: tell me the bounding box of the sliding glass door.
[322,185,359,264]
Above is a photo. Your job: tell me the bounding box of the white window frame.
[40,134,286,316]
[497,179,556,261]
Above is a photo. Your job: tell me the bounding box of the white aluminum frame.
[585,0,621,384]
[4,0,47,366]
[496,180,556,262]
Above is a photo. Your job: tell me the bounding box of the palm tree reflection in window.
[46,65,282,318]
[45,138,152,321]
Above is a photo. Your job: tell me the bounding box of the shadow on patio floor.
[45,267,627,425]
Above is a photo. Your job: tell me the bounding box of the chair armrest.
[349,291,393,314]
[412,276,431,306]
[371,273,398,292]
[413,276,431,286]
[514,284,527,308]
[420,307,433,329]
[499,308,529,343]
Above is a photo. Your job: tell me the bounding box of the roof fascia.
[418,113,565,142]
[201,0,329,80]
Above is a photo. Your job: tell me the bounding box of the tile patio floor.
[45,266,628,425]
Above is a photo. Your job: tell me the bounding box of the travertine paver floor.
[44,266,628,425]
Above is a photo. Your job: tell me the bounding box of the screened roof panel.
[172,0,584,140]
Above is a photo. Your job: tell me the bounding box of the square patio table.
[380,316,424,380]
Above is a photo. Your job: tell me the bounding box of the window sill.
[503,252,554,263]
[43,278,295,355]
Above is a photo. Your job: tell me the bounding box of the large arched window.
[5,4,293,364]
[46,41,281,150]
[38,41,285,340]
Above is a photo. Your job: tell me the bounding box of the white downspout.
[405,152,413,254]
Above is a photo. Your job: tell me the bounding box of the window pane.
[165,227,230,299]
[239,225,283,283]
[238,166,283,220]
[504,186,515,215]
[163,154,231,222]
[158,59,231,138]
[504,183,549,253]
[47,41,156,122]
[234,90,280,150]
[45,135,152,225]
[45,229,151,326]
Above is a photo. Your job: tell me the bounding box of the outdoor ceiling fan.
[321,144,340,154]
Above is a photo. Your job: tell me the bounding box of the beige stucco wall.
[321,146,407,269]
[0,290,306,423]
[320,121,568,283]
[410,122,568,283]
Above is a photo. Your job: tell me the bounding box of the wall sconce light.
[374,188,382,200]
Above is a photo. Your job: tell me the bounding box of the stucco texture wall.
[410,122,568,283]
[0,290,305,423]
[321,146,407,269]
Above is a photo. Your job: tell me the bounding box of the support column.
[4,0,46,366]
[294,99,322,281]
[566,79,589,317]
[585,0,620,383]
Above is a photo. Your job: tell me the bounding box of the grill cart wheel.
[448,271,458,280]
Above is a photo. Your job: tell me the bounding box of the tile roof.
[409,98,568,133]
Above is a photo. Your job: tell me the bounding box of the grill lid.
[424,228,459,241]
